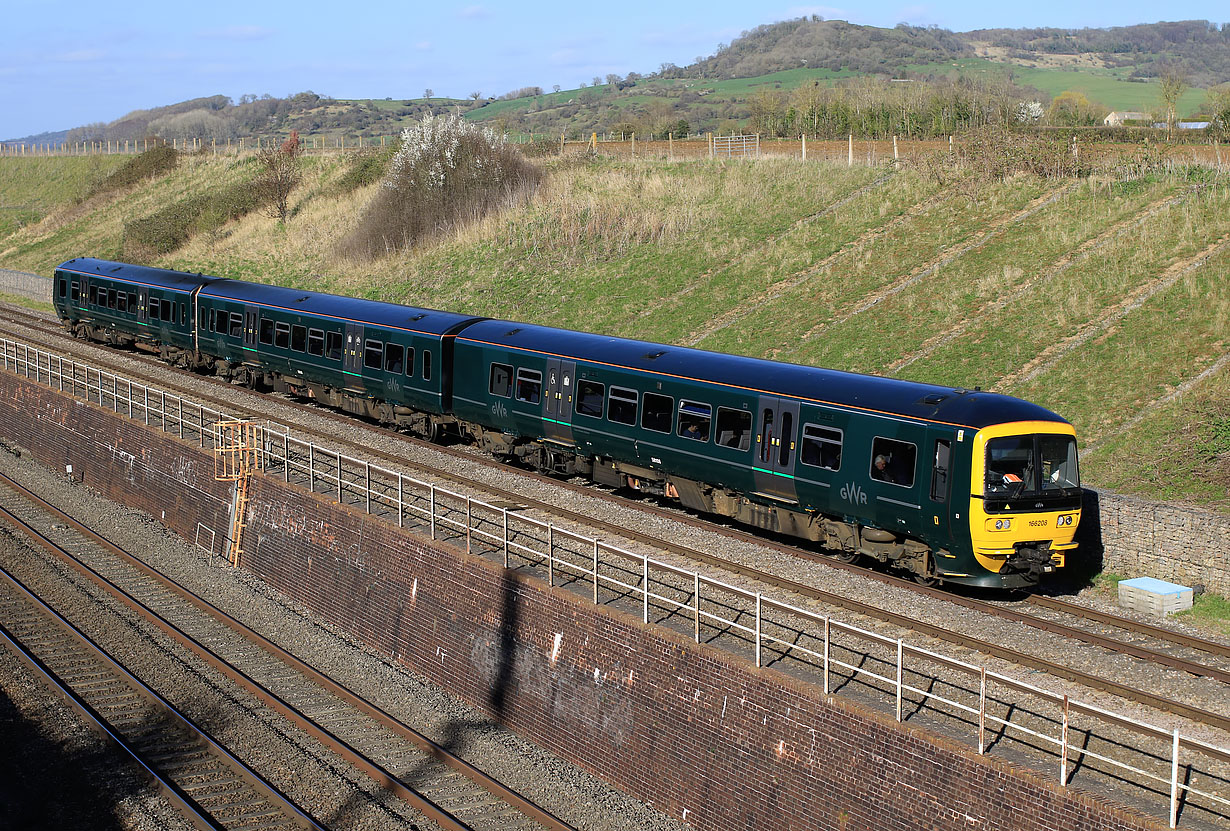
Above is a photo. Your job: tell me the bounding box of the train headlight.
[994,519,1011,531]
[1057,514,1074,526]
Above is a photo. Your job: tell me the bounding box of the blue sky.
[2,1,1226,139]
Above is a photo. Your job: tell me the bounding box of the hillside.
[9,19,1227,149]
[0,147,1227,513]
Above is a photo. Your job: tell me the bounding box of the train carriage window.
[107,289,117,309]
[70,281,79,301]
[128,293,137,312]
[576,380,605,417]
[384,342,404,373]
[229,312,243,338]
[489,363,513,397]
[117,292,128,313]
[307,328,324,357]
[515,368,541,403]
[364,339,383,369]
[404,347,415,377]
[930,440,951,502]
[778,412,794,465]
[259,317,274,345]
[325,331,342,361]
[800,425,843,470]
[715,408,752,450]
[677,400,711,442]
[58,279,67,298]
[641,393,673,433]
[759,409,774,463]
[870,437,916,488]
[291,325,306,352]
[275,322,290,349]
[422,350,432,381]
[607,387,638,425]
[89,286,99,306]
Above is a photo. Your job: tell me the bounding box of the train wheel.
[827,548,859,564]
[912,554,939,587]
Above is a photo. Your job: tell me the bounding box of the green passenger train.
[53,258,1082,590]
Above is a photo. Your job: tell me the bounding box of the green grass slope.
[0,150,1226,513]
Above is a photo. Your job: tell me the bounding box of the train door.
[542,358,575,444]
[243,307,259,350]
[927,430,955,541]
[753,396,800,502]
[137,288,149,323]
[343,323,365,389]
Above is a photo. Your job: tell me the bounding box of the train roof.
[202,278,486,337]
[456,319,1068,431]
[56,258,219,292]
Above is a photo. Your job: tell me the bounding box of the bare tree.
[1158,69,1189,140]
[469,90,482,101]
[255,130,303,223]
[552,84,561,93]
[424,88,434,100]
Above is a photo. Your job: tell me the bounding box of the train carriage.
[53,258,1081,590]
[53,259,206,358]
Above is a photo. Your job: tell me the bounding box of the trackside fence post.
[503,510,509,567]
[823,618,830,694]
[643,559,649,624]
[978,668,987,753]
[694,573,700,642]
[1061,696,1070,784]
[398,477,404,528]
[547,524,554,586]
[430,487,436,540]
[755,593,762,668]
[593,540,599,603]
[466,497,472,554]
[896,639,903,721]
[1171,729,1180,828]
[365,462,371,513]
[309,444,315,490]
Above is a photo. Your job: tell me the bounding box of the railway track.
[2,305,1227,725]
[0,468,576,831]
[3,302,1230,826]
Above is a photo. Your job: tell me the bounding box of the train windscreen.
[984,434,1080,507]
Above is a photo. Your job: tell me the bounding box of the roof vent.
[645,350,667,360]
[295,295,311,303]
[409,313,426,321]
[920,393,948,405]
[504,327,522,337]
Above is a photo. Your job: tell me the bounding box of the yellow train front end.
[967,421,1082,588]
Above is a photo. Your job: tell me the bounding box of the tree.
[552,84,561,93]
[255,130,303,223]
[1046,91,1106,127]
[1207,83,1230,139]
[424,88,434,100]
[1158,68,1189,139]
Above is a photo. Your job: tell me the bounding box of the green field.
[0,148,1226,516]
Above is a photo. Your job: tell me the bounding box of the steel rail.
[0,470,576,831]
[0,562,323,831]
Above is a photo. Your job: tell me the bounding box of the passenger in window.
[872,454,901,484]
[683,422,702,440]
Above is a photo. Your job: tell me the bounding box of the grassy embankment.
[0,150,1226,516]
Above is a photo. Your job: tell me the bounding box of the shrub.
[121,181,267,260]
[330,147,395,195]
[340,113,541,259]
[86,145,178,198]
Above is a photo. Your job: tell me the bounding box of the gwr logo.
[841,482,868,505]
[490,401,508,420]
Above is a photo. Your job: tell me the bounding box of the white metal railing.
[2,334,1227,827]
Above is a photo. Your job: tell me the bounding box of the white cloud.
[457,5,490,19]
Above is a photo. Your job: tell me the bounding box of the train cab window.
[422,350,432,381]
[275,322,290,349]
[641,393,673,433]
[715,408,752,450]
[576,380,605,417]
[89,286,99,306]
[607,386,638,425]
[384,343,404,373]
[800,425,842,470]
[229,312,243,338]
[307,328,325,357]
[325,331,343,361]
[259,317,275,345]
[364,339,383,369]
[490,363,513,397]
[930,440,951,502]
[870,437,916,488]
[515,368,541,403]
[291,325,307,352]
[677,400,711,442]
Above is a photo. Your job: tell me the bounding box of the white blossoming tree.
[344,113,540,258]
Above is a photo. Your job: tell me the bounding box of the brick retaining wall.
[0,371,1165,831]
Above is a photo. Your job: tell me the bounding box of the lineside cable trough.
[214,419,264,567]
